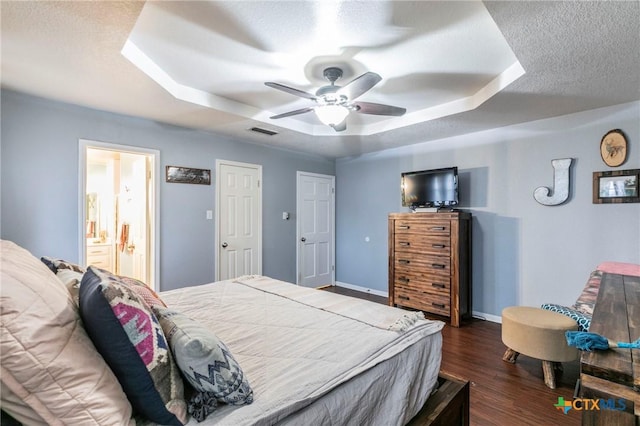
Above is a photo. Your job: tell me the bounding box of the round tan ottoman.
[501,306,578,389]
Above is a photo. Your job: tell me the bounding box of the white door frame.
[78,139,160,289]
[215,159,263,281]
[296,171,335,286]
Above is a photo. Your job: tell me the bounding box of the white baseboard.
[335,281,389,298]
[472,311,502,323]
[335,282,502,324]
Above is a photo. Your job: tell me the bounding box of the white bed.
[160,275,444,426]
[0,240,443,426]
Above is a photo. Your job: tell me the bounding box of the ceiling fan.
[264,67,406,132]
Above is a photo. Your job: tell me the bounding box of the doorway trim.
[78,139,160,289]
[215,159,263,281]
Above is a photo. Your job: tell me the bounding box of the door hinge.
[332,265,335,271]
[258,180,260,188]
[332,187,335,194]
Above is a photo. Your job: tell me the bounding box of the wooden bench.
[407,371,470,426]
[579,272,639,425]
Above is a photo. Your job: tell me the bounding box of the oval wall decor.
[600,129,627,167]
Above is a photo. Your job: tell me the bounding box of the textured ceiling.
[122,1,523,136]
[1,1,639,159]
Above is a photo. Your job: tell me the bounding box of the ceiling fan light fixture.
[315,105,349,126]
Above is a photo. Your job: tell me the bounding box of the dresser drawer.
[88,255,111,269]
[395,220,451,236]
[394,253,451,275]
[394,234,451,256]
[394,272,451,296]
[395,286,450,317]
[87,245,110,256]
[87,244,112,271]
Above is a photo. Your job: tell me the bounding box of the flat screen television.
[401,167,458,209]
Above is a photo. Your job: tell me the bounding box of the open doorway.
[79,140,160,290]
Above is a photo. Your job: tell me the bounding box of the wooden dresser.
[579,272,639,425]
[388,212,471,327]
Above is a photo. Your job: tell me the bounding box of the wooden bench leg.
[542,360,556,389]
[502,348,519,364]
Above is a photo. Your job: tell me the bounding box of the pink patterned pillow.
[118,275,167,308]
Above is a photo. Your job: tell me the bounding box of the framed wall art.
[166,166,211,185]
[600,129,627,167]
[592,169,639,204]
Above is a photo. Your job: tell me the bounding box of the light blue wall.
[1,90,334,290]
[336,101,640,318]
[3,89,639,316]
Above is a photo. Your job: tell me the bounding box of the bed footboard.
[407,371,470,426]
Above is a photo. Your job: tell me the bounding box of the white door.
[216,160,262,281]
[130,155,149,283]
[116,153,149,282]
[297,172,335,287]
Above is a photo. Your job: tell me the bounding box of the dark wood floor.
[324,286,581,426]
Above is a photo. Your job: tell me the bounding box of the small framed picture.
[593,169,640,204]
[166,166,211,185]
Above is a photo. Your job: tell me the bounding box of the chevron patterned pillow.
[153,306,254,407]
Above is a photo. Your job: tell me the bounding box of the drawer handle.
[398,277,410,283]
[398,295,410,301]
[398,225,410,230]
[399,242,411,246]
[431,226,446,231]
[432,263,446,269]
[432,303,446,309]
[432,283,446,288]
[399,259,411,264]
[432,244,446,249]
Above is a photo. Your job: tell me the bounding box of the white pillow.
[153,306,254,405]
[0,240,134,424]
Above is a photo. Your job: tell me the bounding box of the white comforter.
[160,276,444,426]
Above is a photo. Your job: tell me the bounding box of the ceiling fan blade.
[331,121,347,132]
[265,82,317,101]
[337,72,382,100]
[353,101,406,116]
[269,106,315,119]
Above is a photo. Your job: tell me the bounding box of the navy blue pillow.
[79,267,185,425]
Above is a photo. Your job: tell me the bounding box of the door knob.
[221,242,228,248]
[300,237,306,242]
